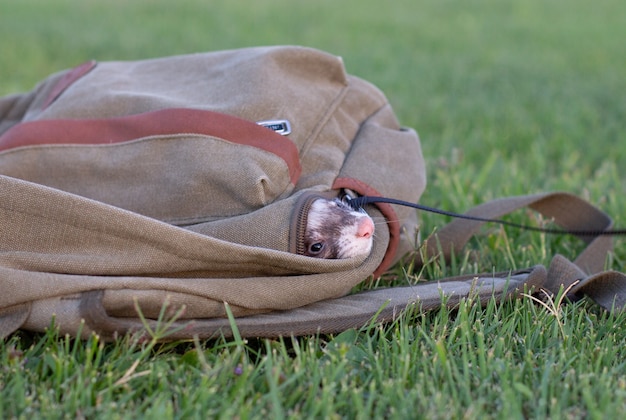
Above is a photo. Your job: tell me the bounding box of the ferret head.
[303,198,375,259]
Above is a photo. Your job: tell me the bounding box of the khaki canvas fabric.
[0,46,426,338]
[0,46,624,340]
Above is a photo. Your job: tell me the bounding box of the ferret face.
[303,198,375,259]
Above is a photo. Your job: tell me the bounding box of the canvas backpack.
[0,46,623,340]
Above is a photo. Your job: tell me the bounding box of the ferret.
[303,198,375,259]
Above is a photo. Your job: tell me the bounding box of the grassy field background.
[1,0,625,418]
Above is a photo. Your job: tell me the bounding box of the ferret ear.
[339,189,359,206]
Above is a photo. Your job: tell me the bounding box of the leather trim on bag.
[332,177,400,277]
[41,61,97,110]
[0,108,302,184]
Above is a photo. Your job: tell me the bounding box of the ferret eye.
[309,242,324,255]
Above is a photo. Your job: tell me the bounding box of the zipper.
[289,191,336,256]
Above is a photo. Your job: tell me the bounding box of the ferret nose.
[356,217,374,239]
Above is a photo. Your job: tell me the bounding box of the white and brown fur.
[303,198,374,259]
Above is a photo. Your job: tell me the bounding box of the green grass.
[1,0,626,417]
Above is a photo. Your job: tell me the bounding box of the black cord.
[347,195,625,237]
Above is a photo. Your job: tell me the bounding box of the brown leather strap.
[79,269,543,340]
[416,192,613,275]
[0,108,302,184]
[413,192,626,313]
[546,254,626,311]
